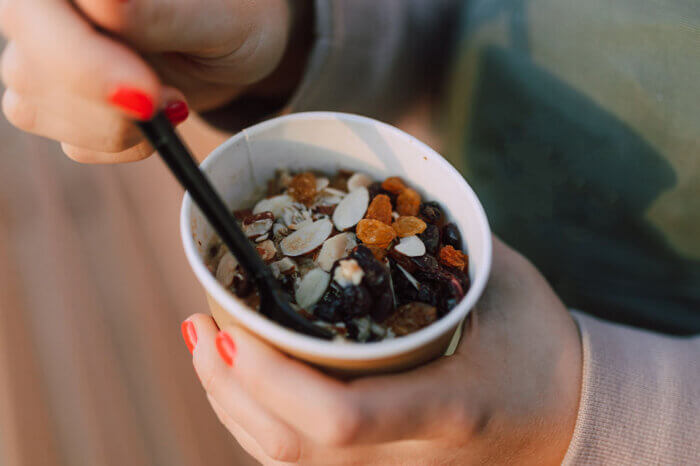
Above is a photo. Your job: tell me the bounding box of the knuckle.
[2,90,35,131]
[317,394,362,447]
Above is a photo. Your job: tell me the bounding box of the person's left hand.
[182,238,582,465]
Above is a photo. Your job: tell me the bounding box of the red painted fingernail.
[164,100,189,125]
[215,331,237,367]
[109,86,155,120]
[181,321,197,354]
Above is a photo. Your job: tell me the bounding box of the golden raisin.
[356,219,397,248]
[367,245,389,261]
[288,172,317,205]
[365,194,393,225]
[439,245,468,270]
[392,216,427,237]
[381,176,406,194]
[396,188,421,216]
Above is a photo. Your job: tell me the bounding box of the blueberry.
[418,224,440,255]
[419,201,443,224]
[441,223,462,249]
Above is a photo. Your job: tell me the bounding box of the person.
[1,0,698,464]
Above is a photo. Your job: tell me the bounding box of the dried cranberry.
[419,201,443,224]
[315,286,345,322]
[419,224,440,255]
[441,223,463,249]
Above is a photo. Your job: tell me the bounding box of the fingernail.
[109,86,155,120]
[164,100,189,125]
[181,320,197,354]
[215,331,237,367]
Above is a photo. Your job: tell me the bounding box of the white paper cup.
[181,112,492,375]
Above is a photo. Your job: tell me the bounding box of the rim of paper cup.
[181,112,492,361]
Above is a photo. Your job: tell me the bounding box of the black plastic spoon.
[138,113,332,340]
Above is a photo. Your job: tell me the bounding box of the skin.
[0,0,310,162]
[187,237,583,465]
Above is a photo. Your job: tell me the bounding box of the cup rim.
[181,111,492,360]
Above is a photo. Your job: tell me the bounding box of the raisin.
[330,170,352,191]
[439,245,468,271]
[416,281,438,306]
[351,245,389,296]
[419,224,440,255]
[392,216,427,237]
[441,223,462,249]
[371,288,395,322]
[381,176,406,194]
[314,204,336,216]
[232,269,253,297]
[367,246,388,261]
[396,188,421,216]
[419,201,443,224]
[356,219,397,248]
[287,172,317,205]
[385,302,438,336]
[366,194,392,225]
[315,286,345,322]
[388,248,416,273]
[410,254,441,280]
[341,285,372,319]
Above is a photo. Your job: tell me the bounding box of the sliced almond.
[270,257,296,278]
[255,239,277,262]
[347,173,372,191]
[272,222,289,239]
[295,268,331,309]
[316,232,357,272]
[332,186,369,231]
[393,236,426,257]
[280,218,333,256]
[243,218,273,238]
[215,252,238,287]
[314,187,345,207]
[315,177,330,191]
[253,194,294,218]
[254,233,269,243]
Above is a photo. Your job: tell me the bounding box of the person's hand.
[182,237,583,465]
[0,0,310,162]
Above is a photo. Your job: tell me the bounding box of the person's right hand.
[0,0,307,162]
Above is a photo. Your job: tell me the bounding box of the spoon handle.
[138,113,274,284]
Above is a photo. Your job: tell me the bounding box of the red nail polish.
[164,100,189,125]
[181,321,197,354]
[215,331,237,367]
[109,86,155,120]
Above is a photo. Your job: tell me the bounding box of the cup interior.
[181,112,492,361]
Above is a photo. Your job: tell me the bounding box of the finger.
[60,140,153,164]
[3,0,160,119]
[206,394,276,466]
[188,314,302,463]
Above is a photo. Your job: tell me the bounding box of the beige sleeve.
[564,312,700,465]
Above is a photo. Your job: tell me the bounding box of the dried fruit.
[315,286,345,322]
[366,245,388,261]
[279,218,333,256]
[371,289,395,322]
[347,173,372,191]
[392,216,427,237]
[393,235,426,257]
[419,224,440,255]
[419,201,443,224]
[385,302,438,336]
[295,268,331,309]
[439,245,468,270]
[381,176,406,194]
[288,172,317,205]
[396,188,421,216]
[350,245,389,295]
[340,285,372,319]
[316,232,357,272]
[410,254,441,280]
[365,194,392,225]
[442,223,462,249]
[332,186,369,231]
[233,208,253,220]
[356,219,397,248]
